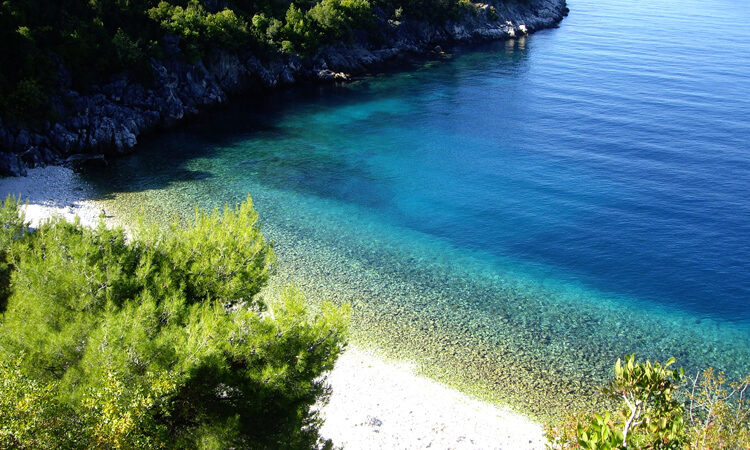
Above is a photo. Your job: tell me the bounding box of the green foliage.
[546,355,750,449]
[0,357,79,448]
[546,354,685,449]
[602,355,686,448]
[0,196,349,448]
[559,355,686,449]
[487,5,498,21]
[281,3,317,53]
[308,0,373,40]
[0,0,161,121]
[148,0,250,59]
[0,196,26,312]
[5,79,50,121]
[251,12,285,45]
[151,198,275,305]
[685,368,750,449]
[277,0,373,54]
[575,412,624,449]
[112,28,146,67]
[1,0,474,120]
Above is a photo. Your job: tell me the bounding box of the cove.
[84,0,750,418]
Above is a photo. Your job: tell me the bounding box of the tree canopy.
[0,196,349,448]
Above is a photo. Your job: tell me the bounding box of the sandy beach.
[320,347,545,449]
[0,166,546,450]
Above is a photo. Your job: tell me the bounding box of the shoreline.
[0,165,547,449]
[0,0,568,176]
[0,166,105,229]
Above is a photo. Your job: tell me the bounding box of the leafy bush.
[0,197,349,448]
[0,357,79,448]
[0,0,159,121]
[5,79,50,122]
[278,0,373,54]
[308,0,373,41]
[545,355,750,449]
[281,3,318,53]
[0,196,26,312]
[148,0,250,59]
[685,368,750,448]
[252,12,285,45]
[112,28,145,67]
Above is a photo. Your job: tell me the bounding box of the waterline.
[97,176,750,419]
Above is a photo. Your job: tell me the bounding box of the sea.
[85,0,750,417]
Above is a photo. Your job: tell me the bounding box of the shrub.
[280,0,373,55]
[6,79,50,121]
[282,3,317,53]
[545,354,686,448]
[307,0,373,41]
[0,357,78,448]
[0,196,26,312]
[375,0,460,23]
[112,28,145,67]
[685,368,750,448]
[0,197,349,448]
[148,0,250,58]
[545,355,750,449]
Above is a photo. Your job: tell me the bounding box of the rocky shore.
[0,0,567,176]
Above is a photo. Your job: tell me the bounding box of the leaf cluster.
[601,355,686,448]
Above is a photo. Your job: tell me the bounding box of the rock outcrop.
[0,0,567,176]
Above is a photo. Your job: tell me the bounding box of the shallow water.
[86,0,750,417]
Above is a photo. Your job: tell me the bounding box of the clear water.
[86,0,750,416]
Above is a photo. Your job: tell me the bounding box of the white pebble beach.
[0,166,546,450]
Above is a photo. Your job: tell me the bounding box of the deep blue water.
[87,0,750,412]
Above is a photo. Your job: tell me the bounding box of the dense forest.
[0,0,471,121]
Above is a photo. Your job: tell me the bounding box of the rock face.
[0,0,567,176]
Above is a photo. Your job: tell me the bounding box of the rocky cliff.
[0,0,567,176]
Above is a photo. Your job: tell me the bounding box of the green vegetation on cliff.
[0,0,469,121]
[0,196,350,448]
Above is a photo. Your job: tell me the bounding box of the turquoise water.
[86,0,750,416]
